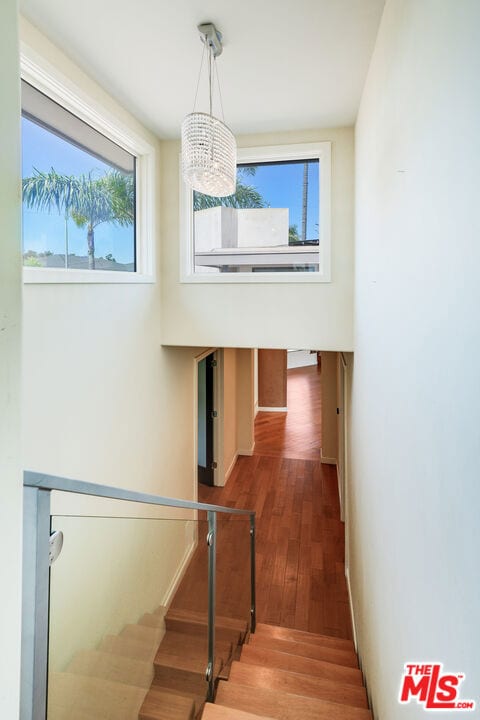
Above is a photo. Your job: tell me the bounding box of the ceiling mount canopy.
[181,22,237,198]
[197,22,223,58]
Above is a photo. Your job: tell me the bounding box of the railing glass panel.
[47,514,210,719]
[21,473,255,719]
[214,512,253,685]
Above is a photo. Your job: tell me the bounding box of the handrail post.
[206,511,216,702]
[21,487,51,720]
[249,512,256,634]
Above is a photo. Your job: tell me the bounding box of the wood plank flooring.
[254,365,322,461]
[173,364,352,640]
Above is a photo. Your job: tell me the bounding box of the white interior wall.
[0,2,22,716]
[253,349,259,415]
[222,348,238,482]
[350,1,480,718]
[21,18,204,670]
[215,348,255,486]
[160,127,354,351]
[287,349,317,369]
[320,351,338,464]
[236,349,255,456]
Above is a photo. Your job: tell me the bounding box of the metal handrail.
[21,470,256,719]
[24,470,255,516]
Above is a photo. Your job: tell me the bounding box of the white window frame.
[180,142,331,283]
[20,45,156,284]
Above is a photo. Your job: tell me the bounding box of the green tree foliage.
[22,168,134,269]
[289,224,301,244]
[193,166,266,211]
[23,255,42,267]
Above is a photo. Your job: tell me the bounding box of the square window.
[181,143,331,283]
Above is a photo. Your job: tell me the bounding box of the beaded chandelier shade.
[181,23,236,198]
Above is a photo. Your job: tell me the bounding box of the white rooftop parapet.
[236,208,289,248]
[194,206,289,252]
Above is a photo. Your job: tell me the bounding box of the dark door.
[198,353,215,486]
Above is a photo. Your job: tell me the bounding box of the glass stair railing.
[20,471,256,720]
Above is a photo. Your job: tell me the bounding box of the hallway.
[198,363,352,640]
[254,364,322,461]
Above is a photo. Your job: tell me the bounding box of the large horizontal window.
[181,142,331,283]
[22,81,136,273]
[20,53,155,284]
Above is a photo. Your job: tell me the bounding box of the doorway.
[197,352,215,486]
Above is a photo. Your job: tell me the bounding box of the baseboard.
[345,567,358,652]
[336,463,345,522]
[224,452,239,483]
[257,406,288,412]
[345,568,374,717]
[320,448,337,465]
[238,441,255,457]
[162,537,197,609]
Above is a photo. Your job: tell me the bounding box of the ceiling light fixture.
[181,22,236,198]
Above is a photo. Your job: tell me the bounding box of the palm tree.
[70,171,134,269]
[193,166,266,211]
[22,168,79,215]
[23,168,79,266]
[22,168,134,269]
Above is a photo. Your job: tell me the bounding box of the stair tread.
[216,681,372,720]
[165,610,248,645]
[139,613,167,629]
[48,671,147,719]
[240,645,362,686]
[148,686,205,715]
[67,649,153,688]
[120,624,164,645]
[99,635,158,662]
[48,712,97,720]
[154,650,222,676]
[153,649,222,696]
[228,661,367,708]
[166,608,247,633]
[158,630,232,662]
[202,702,275,720]
[248,635,358,668]
[140,687,195,720]
[255,624,355,652]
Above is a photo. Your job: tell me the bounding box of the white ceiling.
[20,0,385,139]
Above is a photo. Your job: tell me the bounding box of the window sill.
[23,267,156,284]
[180,271,331,284]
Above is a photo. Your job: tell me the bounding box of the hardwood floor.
[254,364,322,461]
[174,363,352,641]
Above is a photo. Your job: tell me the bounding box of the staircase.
[206,623,371,720]
[46,605,247,720]
[47,607,370,720]
[137,610,371,720]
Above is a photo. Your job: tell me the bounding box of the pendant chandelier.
[181,23,236,198]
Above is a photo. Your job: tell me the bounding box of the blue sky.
[239,160,320,240]
[22,117,135,263]
[23,115,319,263]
